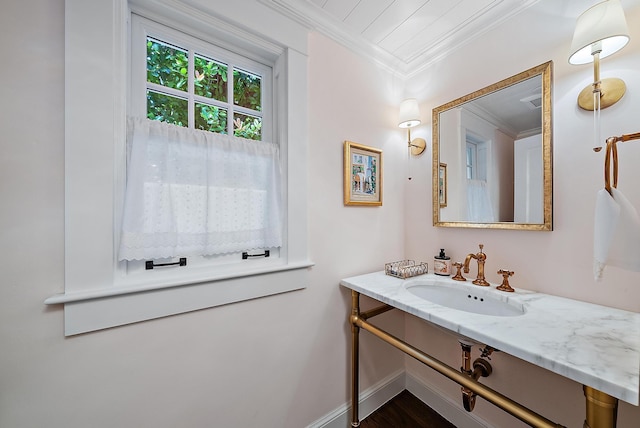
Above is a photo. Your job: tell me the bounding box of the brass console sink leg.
[350,290,361,427]
[584,386,618,428]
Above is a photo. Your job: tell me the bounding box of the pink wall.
[404,2,640,427]
[0,2,405,427]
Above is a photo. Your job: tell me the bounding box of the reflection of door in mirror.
[514,135,543,223]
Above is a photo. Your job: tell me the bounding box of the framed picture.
[344,141,383,206]
[438,163,447,207]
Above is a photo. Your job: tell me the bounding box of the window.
[466,143,475,180]
[48,0,312,336]
[465,132,488,182]
[144,35,264,140]
[121,16,281,273]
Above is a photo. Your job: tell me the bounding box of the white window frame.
[123,15,281,276]
[46,0,312,336]
[132,16,272,139]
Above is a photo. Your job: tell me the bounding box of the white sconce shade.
[568,0,630,112]
[398,98,421,128]
[398,98,426,160]
[569,0,630,65]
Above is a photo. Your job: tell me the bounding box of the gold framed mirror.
[432,61,553,231]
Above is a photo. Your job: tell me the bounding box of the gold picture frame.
[438,163,447,207]
[344,141,382,206]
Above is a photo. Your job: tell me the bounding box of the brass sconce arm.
[406,127,426,156]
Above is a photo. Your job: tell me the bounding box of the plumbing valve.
[480,345,496,360]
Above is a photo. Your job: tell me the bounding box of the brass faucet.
[463,244,490,286]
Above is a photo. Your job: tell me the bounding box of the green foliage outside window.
[196,103,228,134]
[233,69,261,111]
[147,91,188,127]
[194,55,228,102]
[233,114,262,140]
[146,37,263,141]
[147,39,188,91]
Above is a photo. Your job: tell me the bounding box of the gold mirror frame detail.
[432,61,553,231]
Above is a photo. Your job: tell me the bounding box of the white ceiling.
[470,73,543,137]
[260,0,541,77]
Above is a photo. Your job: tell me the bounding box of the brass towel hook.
[604,138,618,195]
[594,131,640,152]
[595,132,640,195]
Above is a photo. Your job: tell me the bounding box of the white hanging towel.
[593,187,640,280]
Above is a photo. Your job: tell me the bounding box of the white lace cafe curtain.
[118,117,282,261]
[467,179,495,223]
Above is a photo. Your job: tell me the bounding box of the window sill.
[45,261,314,335]
[45,260,313,304]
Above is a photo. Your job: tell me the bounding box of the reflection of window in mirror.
[466,144,474,179]
[465,133,487,181]
[465,133,493,222]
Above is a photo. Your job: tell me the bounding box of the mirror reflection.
[432,61,553,231]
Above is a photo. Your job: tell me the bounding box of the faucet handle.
[477,244,487,262]
[496,269,515,292]
[452,262,466,281]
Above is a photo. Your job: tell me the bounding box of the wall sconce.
[569,0,630,111]
[398,98,426,156]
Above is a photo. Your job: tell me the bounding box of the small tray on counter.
[384,260,428,279]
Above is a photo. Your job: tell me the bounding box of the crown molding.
[259,0,541,79]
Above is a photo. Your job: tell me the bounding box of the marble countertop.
[340,271,640,405]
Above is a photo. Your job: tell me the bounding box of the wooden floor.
[359,390,457,428]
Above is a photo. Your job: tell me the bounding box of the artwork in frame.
[343,141,383,206]
[439,162,447,207]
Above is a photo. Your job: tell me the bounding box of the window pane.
[147,38,188,91]
[194,55,228,102]
[233,112,262,140]
[234,68,261,111]
[147,90,188,127]
[196,102,228,134]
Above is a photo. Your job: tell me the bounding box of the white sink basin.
[405,282,525,317]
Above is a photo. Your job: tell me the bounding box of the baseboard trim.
[406,373,492,428]
[305,369,405,428]
[307,370,491,428]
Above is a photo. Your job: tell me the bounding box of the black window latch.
[145,257,187,270]
[242,250,270,260]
